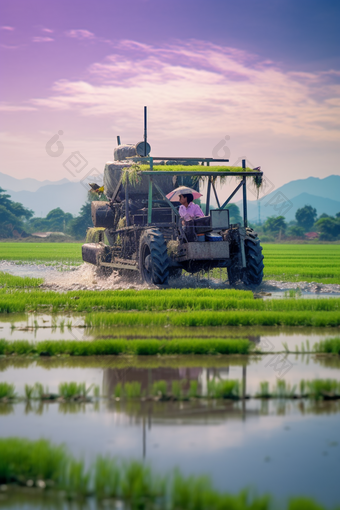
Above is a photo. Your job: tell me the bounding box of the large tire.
[242,229,264,286]
[139,229,169,285]
[227,251,242,285]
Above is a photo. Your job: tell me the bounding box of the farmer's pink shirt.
[179,202,205,221]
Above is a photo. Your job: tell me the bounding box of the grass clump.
[207,379,241,399]
[306,379,340,400]
[0,436,333,508]
[314,337,340,354]
[124,382,142,399]
[152,380,168,398]
[0,382,16,400]
[0,271,43,288]
[58,382,92,400]
[0,337,252,356]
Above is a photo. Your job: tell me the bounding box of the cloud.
[66,29,95,40]
[0,26,14,31]
[27,39,340,143]
[42,28,54,33]
[0,102,37,112]
[32,36,54,43]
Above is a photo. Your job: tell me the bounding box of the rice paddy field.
[1,242,340,509]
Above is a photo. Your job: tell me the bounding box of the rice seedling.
[306,379,340,400]
[0,436,332,508]
[0,437,68,485]
[152,380,168,398]
[114,383,122,399]
[314,337,340,354]
[0,243,82,264]
[255,381,271,399]
[0,337,252,356]
[124,381,141,399]
[85,309,340,328]
[207,379,241,399]
[272,380,297,399]
[172,380,184,400]
[24,384,34,400]
[0,271,43,288]
[65,458,91,498]
[188,380,199,398]
[34,382,45,399]
[94,456,120,500]
[0,382,16,400]
[58,382,91,400]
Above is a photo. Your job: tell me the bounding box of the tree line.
[0,187,99,240]
[1,186,339,241]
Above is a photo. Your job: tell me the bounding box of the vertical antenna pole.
[117,136,121,146]
[242,159,247,228]
[144,106,147,157]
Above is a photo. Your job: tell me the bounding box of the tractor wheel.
[242,229,264,286]
[139,229,169,285]
[227,251,241,285]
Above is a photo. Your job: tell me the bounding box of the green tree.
[29,208,73,233]
[295,205,317,231]
[263,216,287,237]
[69,193,107,239]
[287,225,305,237]
[314,216,340,241]
[0,188,33,238]
[225,204,242,224]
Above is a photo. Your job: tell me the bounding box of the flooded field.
[1,245,340,509]
[0,356,340,507]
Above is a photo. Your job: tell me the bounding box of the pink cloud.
[42,28,54,33]
[32,36,54,43]
[66,29,95,40]
[0,26,14,31]
[28,39,340,143]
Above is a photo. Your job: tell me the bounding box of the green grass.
[0,243,82,264]
[2,377,340,402]
[2,285,340,316]
[314,337,340,354]
[0,382,16,399]
[207,379,241,399]
[0,437,333,508]
[262,244,340,284]
[0,337,252,356]
[0,272,43,288]
[85,310,340,328]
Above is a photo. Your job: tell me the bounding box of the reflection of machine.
[103,367,203,397]
[82,107,264,286]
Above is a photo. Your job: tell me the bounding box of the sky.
[0,0,339,194]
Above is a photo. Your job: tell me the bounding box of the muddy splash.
[2,260,340,295]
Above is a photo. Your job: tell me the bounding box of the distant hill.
[0,171,70,193]
[2,170,340,221]
[236,175,340,223]
[8,183,88,217]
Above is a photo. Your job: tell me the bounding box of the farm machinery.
[82,110,264,287]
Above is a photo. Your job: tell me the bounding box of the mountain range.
[1,170,340,221]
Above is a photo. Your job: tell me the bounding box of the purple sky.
[0,0,339,192]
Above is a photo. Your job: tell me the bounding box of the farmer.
[178,193,205,221]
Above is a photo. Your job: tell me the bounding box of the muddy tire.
[139,229,169,285]
[242,229,264,286]
[227,251,242,285]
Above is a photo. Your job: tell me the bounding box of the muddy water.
[2,260,340,295]
[1,354,339,400]
[1,355,340,506]
[0,397,339,507]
